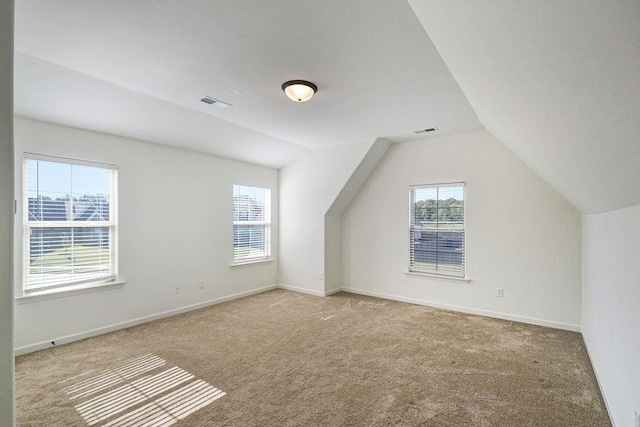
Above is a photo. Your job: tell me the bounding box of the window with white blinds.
[409,183,465,278]
[23,154,118,294]
[233,184,271,264]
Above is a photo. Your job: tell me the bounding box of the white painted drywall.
[409,0,640,215]
[324,139,391,293]
[342,131,583,330]
[278,139,377,294]
[583,205,640,427]
[324,215,342,293]
[0,0,14,424]
[13,118,279,351]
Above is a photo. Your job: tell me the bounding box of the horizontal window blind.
[23,155,118,293]
[409,183,465,278]
[233,184,271,263]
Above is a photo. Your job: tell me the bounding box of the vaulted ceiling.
[409,1,640,214]
[13,0,481,168]
[13,1,640,214]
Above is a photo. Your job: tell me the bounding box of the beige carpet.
[15,289,610,426]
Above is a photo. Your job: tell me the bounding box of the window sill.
[405,271,471,283]
[230,258,275,269]
[16,280,125,304]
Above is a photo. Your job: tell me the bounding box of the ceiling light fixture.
[281,80,317,102]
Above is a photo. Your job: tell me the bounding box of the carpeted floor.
[15,289,610,426]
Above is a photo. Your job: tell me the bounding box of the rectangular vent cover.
[414,127,437,134]
[201,96,232,109]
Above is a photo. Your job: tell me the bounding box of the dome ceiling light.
[281,80,317,102]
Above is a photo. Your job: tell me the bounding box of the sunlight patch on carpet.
[62,354,226,426]
[103,380,226,426]
[63,353,165,400]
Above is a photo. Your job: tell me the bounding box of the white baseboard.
[581,332,615,426]
[14,284,278,356]
[340,287,582,332]
[324,287,342,296]
[275,284,329,297]
[15,283,581,355]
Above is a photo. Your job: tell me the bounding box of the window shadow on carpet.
[60,353,225,426]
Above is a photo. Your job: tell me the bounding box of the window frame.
[232,183,272,265]
[409,182,466,279]
[22,153,119,295]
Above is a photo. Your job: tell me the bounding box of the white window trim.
[16,279,125,304]
[230,258,275,268]
[409,182,467,279]
[231,183,272,266]
[405,270,471,283]
[22,153,119,296]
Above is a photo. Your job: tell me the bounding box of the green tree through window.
[409,184,465,277]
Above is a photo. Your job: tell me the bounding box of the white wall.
[342,131,583,330]
[583,205,640,427]
[324,215,342,293]
[13,118,279,352]
[278,139,379,295]
[0,0,14,424]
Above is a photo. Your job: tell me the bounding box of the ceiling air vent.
[201,96,232,109]
[413,127,438,134]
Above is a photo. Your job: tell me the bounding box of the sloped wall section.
[278,138,390,295]
[341,131,583,330]
[408,0,640,215]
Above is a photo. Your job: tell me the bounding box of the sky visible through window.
[413,185,464,204]
[233,184,265,203]
[28,160,109,200]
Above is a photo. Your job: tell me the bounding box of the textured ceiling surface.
[14,0,481,168]
[14,1,640,213]
[409,0,640,214]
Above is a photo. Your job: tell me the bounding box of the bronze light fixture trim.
[281,80,318,102]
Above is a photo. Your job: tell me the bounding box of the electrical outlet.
[174,285,180,294]
[198,280,204,289]
[318,272,324,280]
[496,288,504,297]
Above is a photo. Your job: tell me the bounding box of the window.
[233,184,271,264]
[23,154,118,294]
[409,183,465,278]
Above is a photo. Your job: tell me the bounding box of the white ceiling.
[14,1,640,213]
[409,0,640,214]
[13,0,481,168]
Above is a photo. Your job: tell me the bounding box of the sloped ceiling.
[13,0,481,168]
[409,0,640,214]
[15,1,640,213]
